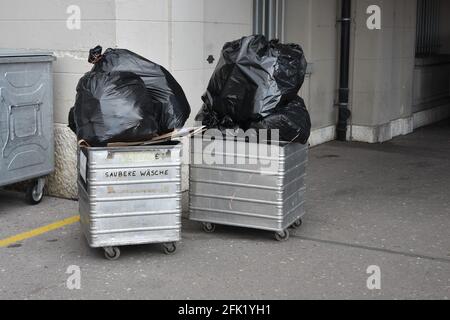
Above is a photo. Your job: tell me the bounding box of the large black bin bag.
[250,96,311,144]
[72,71,160,146]
[196,35,307,127]
[91,48,191,130]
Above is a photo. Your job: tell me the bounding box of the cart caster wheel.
[290,218,303,229]
[274,230,290,242]
[163,242,177,255]
[202,222,216,233]
[104,247,121,260]
[26,178,45,205]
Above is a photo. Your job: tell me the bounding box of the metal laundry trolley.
[0,50,55,204]
[78,142,182,260]
[189,135,308,241]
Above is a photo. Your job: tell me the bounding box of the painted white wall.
[0,0,116,124]
[0,0,253,125]
[114,0,254,126]
[0,0,253,198]
[170,0,253,126]
[0,0,117,198]
[2,0,445,197]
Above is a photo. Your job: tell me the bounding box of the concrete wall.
[412,0,450,124]
[0,0,253,199]
[172,0,253,126]
[1,0,447,198]
[439,0,450,55]
[349,0,418,143]
[284,0,339,145]
[284,0,422,145]
[284,0,448,144]
[413,56,450,112]
[439,0,450,97]
[114,0,253,125]
[0,0,116,198]
[349,0,450,143]
[284,0,424,145]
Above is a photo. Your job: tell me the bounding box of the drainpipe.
[336,0,352,141]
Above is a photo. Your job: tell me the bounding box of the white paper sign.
[79,152,87,182]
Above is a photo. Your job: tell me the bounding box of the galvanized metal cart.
[78,143,182,260]
[0,50,55,204]
[189,136,307,241]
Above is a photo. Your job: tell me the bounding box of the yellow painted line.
[0,215,80,248]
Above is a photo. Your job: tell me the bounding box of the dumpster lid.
[0,49,54,57]
[0,49,55,63]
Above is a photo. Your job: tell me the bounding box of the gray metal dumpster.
[0,50,55,204]
[189,136,308,241]
[78,143,182,260]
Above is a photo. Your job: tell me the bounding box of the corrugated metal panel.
[189,138,308,234]
[416,0,441,56]
[253,0,285,40]
[78,144,182,249]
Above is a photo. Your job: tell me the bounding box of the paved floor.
[0,121,449,300]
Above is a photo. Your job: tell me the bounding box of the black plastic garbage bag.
[68,106,76,134]
[195,103,238,130]
[249,96,311,144]
[71,71,161,146]
[196,35,307,127]
[90,47,190,130]
[271,40,308,103]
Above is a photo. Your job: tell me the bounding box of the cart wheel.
[104,247,121,260]
[290,218,303,229]
[26,179,44,205]
[202,222,216,233]
[163,242,177,255]
[274,229,290,242]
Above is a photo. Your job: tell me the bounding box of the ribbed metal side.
[416,0,441,56]
[253,0,285,41]
[78,144,182,248]
[189,139,307,232]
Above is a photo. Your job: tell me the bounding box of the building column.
[349,0,417,143]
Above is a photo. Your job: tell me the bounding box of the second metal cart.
[189,136,308,241]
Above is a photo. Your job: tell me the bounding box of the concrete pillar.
[284,0,339,146]
[349,0,417,143]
